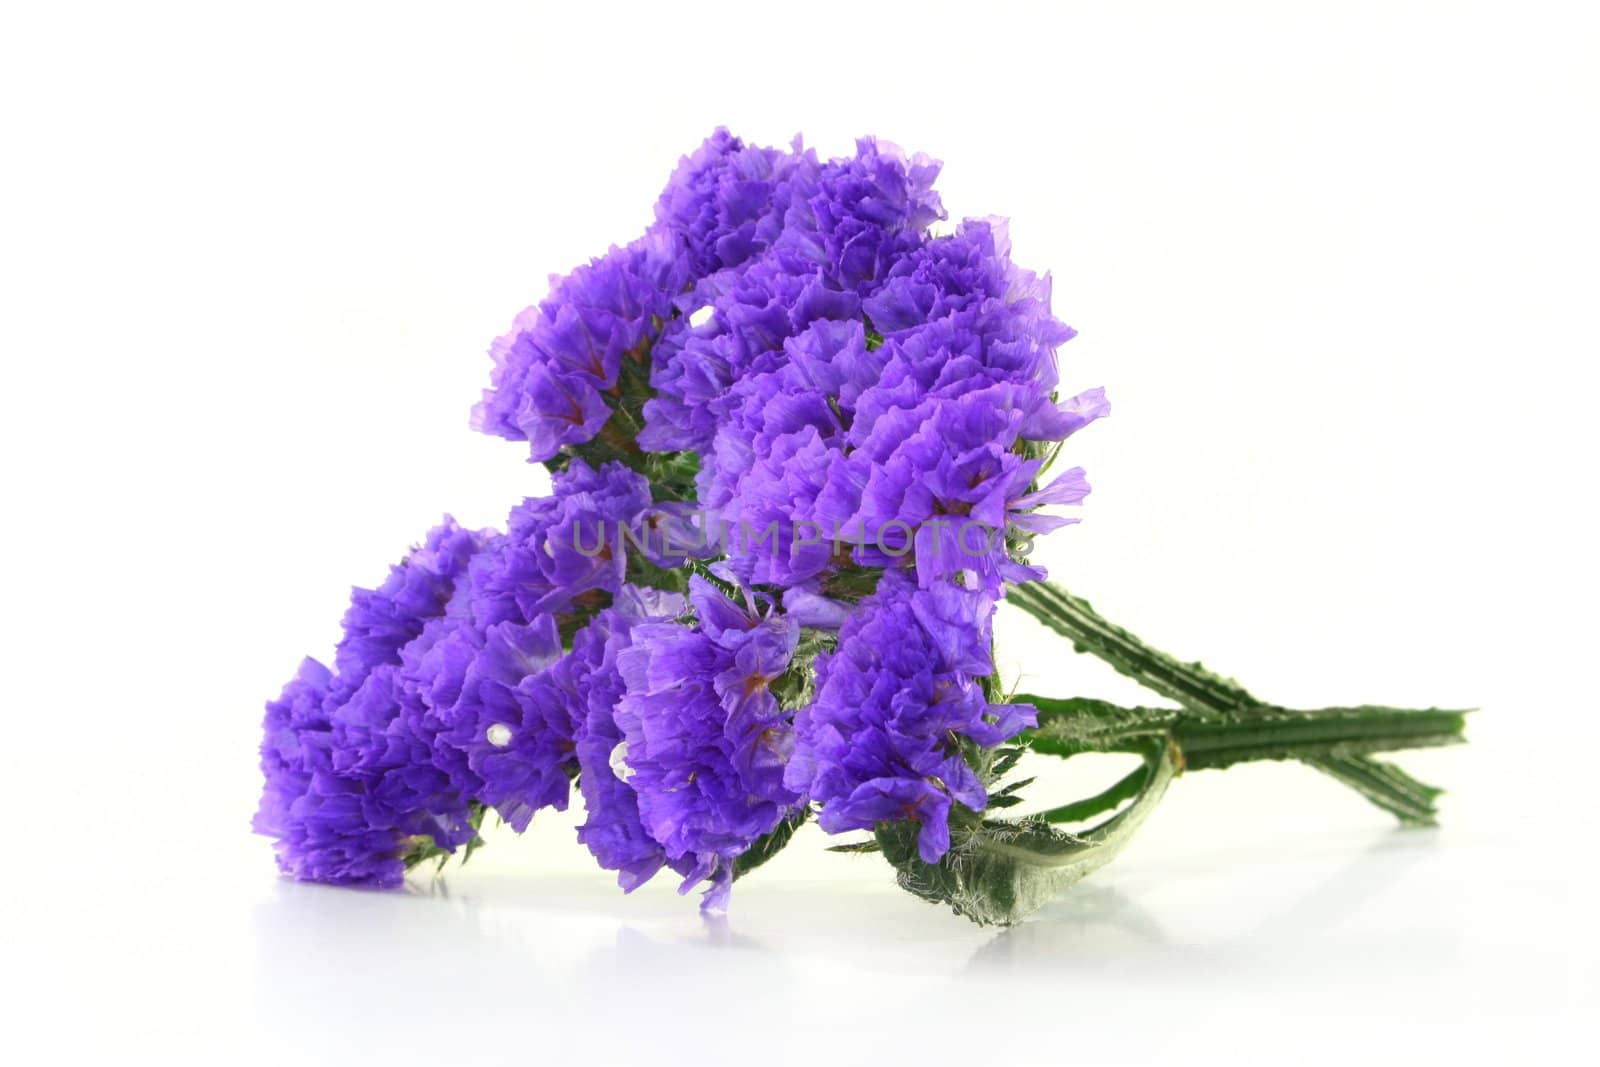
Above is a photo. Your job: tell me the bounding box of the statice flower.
[397,614,568,831]
[390,462,660,834]
[640,138,940,456]
[255,519,491,886]
[848,219,1108,446]
[785,570,1034,863]
[690,318,868,586]
[652,128,818,282]
[569,610,683,891]
[467,459,653,625]
[843,381,1095,590]
[689,219,1104,591]
[326,665,481,851]
[253,659,395,885]
[333,518,484,685]
[613,577,802,907]
[473,229,690,461]
[776,136,944,294]
[560,587,702,893]
[639,251,862,455]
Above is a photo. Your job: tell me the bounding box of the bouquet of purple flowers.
[255,130,1465,924]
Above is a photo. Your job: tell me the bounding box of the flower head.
[334,518,485,685]
[654,128,818,281]
[786,571,1035,863]
[612,577,802,906]
[566,592,699,893]
[398,614,568,831]
[467,459,652,625]
[473,230,689,461]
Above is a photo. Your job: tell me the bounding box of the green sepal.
[990,775,1036,798]
[772,628,838,713]
[987,743,1029,780]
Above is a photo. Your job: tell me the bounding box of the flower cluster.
[257,129,1102,908]
[472,232,688,462]
[614,576,802,907]
[254,519,487,886]
[785,571,1030,863]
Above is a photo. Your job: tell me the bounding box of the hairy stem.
[1007,581,1464,824]
[1021,694,1465,768]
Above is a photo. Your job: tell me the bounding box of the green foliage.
[733,810,810,880]
[772,629,837,713]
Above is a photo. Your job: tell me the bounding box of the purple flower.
[648,206,1104,597]
[467,460,652,625]
[328,665,480,850]
[334,518,486,685]
[627,500,717,569]
[567,595,698,893]
[778,137,944,294]
[844,382,1093,590]
[640,252,861,455]
[473,230,688,461]
[256,518,495,886]
[387,462,658,835]
[254,657,479,888]
[639,137,942,460]
[399,615,568,831]
[611,578,801,904]
[254,659,401,885]
[786,570,1035,863]
[697,319,870,585]
[653,128,819,280]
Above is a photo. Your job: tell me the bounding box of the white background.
[3,1,1596,1062]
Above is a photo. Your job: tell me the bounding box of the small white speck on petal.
[609,741,634,781]
[688,305,713,328]
[486,723,513,748]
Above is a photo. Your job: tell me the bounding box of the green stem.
[1021,694,1464,768]
[1172,705,1467,770]
[1007,581,1465,824]
[1312,754,1444,825]
[1007,582,1253,713]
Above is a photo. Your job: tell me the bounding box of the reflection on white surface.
[10,740,1586,1064]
